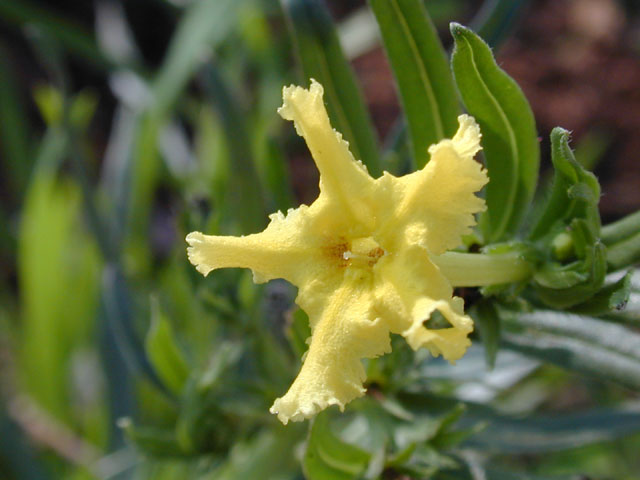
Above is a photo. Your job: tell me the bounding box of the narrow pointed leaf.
[146,304,190,395]
[606,231,640,271]
[451,23,539,242]
[282,0,381,175]
[571,271,632,315]
[470,0,530,49]
[602,211,640,245]
[0,0,112,70]
[304,411,371,480]
[466,403,640,453]
[129,0,241,256]
[506,310,640,362]
[602,210,640,270]
[369,0,459,168]
[502,310,640,390]
[0,42,31,198]
[202,65,266,233]
[472,300,501,369]
[101,265,167,394]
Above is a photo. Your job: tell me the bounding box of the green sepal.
[533,220,607,309]
[526,128,612,309]
[529,127,600,241]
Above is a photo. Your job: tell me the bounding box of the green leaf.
[146,301,191,395]
[505,310,640,362]
[202,65,266,233]
[602,210,640,246]
[502,326,640,390]
[255,135,295,213]
[471,300,501,369]
[369,0,459,168]
[480,470,574,480]
[0,42,31,197]
[102,265,167,394]
[571,271,632,315]
[607,232,640,271]
[19,173,101,422]
[286,307,312,359]
[450,23,539,242]
[602,210,640,270]
[0,0,113,70]
[129,0,242,262]
[206,428,303,480]
[304,411,371,480]
[119,418,185,457]
[282,0,381,175]
[150,0,241,117]
[466,403,640,454]
[470,0,530,49]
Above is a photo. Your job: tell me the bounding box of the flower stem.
[433,251,533,287]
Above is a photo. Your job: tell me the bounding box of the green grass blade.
[451,23,539,242]
[150,0,240,117]
[0,0,113,70]
[129,0,242,260]
[0,42,31,198]
[470,0,531,49]
[369,0,459,169]
[101,265,168,395]
[282,0,381,176]
[202,65,266,233]
[19,174,101,421]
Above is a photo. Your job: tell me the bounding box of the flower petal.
[374,244,473,362]
[279,79,377,229]
[376,115,488,254]
[187,204,337,285]
[270,272,391,424]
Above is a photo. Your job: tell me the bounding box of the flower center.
[343,237,386,269]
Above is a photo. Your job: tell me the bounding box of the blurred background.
[1,0,640,478]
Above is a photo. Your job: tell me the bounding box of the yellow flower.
[186,80,488,424]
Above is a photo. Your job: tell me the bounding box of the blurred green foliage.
[1,0,640,479]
